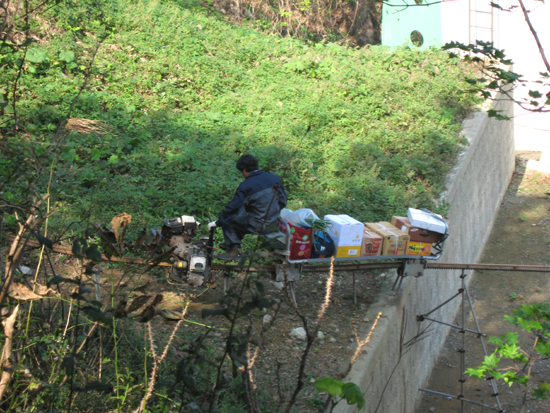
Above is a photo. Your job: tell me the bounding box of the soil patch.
[15,249,382,412]
[417,157,550,413]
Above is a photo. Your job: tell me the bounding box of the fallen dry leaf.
[9,283,58,301]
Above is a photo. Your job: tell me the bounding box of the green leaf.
[533,381,550,400]
[61,355,75,375]
[528,90,542,98]
[61,148,76,162]
[47,275,79,287]
[81,306,112,325]
[84,244,103,262]
[72,238,83,258]
[59,50,75,63]
[315,377,343,397]
[155,379,175,389]
[31,230,53,249]
[487,109,510,121]
[26,48,46,63]
[91,148,101,161]
[201,307,232,319]
[340,382,365,409]
[498,343,521,359]
[71,293,88,301]
[80,381,113,393]
[465,367,485,379]
[482,352,501,370]
[108,154,119,164]
[536,340,550,357]
[182,373,197,394]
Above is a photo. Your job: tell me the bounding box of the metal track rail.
[15,237,550,273]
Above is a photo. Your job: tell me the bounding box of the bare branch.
[518,0,550,73]
[0,305,20,401]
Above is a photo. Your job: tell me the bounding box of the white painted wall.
[441,0,501,47]
[499,0,550,156]
[441,0,470,46]
[441,0,499,46]
[443,0,550,159]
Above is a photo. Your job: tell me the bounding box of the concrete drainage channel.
[333,94,515,413]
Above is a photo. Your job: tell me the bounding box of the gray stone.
[263,314,272,324]
[273,281,285,290]
[289,327,307,341]
[18,266,32,275]
[317,331,325,340]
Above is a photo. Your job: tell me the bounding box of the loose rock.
[273,282,285,290]
[290,327,307,341]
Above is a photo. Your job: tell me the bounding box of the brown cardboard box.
[365,222,410,255]
[361,228,382,256]
[407,241,432,256]
[391,216,444,244]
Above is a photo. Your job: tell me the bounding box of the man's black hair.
[236,154,259,172]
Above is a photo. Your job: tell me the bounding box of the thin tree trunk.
[0,304,20,401]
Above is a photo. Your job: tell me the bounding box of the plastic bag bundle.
[280,208,320,228]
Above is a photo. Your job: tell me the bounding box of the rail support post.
[392,259,427,291]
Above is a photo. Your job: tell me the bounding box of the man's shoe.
[228,246,243,257]
[215,246,244,261]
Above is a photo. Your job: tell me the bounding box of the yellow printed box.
[407,242,432,256]
[335,245,361,258]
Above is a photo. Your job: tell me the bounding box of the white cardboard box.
[324,215,364,247]
[407,208,447,234]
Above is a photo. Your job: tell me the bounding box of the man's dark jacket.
[216,170,287,232]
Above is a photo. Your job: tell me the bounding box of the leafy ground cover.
[1,0,480,240]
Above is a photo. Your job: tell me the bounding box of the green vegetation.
[466,303,550,404]
[1,0,480,238]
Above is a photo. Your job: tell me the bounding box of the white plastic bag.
[280,208,320,228]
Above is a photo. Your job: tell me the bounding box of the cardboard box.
[407,241,432,256]
[361,228,382,256]
[325,215,363,246]
[391,216,444,244]
[335,246,361,258]
[407,208,447,234]
[365,222,410,255]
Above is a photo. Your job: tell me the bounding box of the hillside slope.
[1,0,480,232]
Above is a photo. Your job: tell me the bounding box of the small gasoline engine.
[161,215,212,286]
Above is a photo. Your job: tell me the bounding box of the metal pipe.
[460,270,466,413]
[418,388,500,411]
[419,316,487,337]
[421,290,463,318]
[464,282,503,411]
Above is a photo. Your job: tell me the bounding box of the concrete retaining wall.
[334,94,515,413]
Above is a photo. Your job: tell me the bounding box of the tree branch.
[0,304,20,401]
[518,0,550,73]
